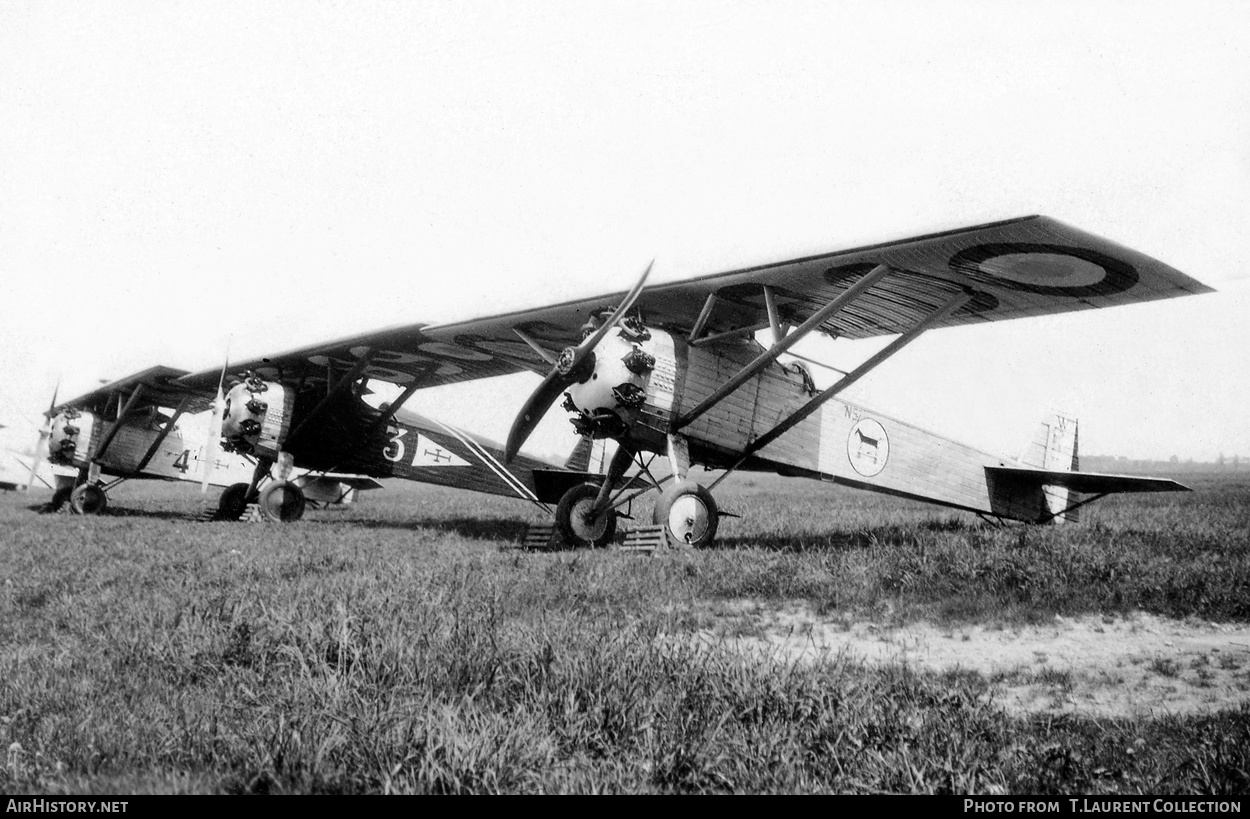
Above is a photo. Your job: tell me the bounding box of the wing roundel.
[169,216,1210,399]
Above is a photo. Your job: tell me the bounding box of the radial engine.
[46,408,95,468]
[559,316,659,444]
[220,373,294,459]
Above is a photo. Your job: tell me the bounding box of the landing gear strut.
[552,441,641,547]
[554,481,618,547]
[549,435,724,550]
[652,479,719,548]
[216,454,306,523]
[651,434,720,548]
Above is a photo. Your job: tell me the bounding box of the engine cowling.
[47,408,95,467]
[562,319,658,439]
[221,374,293,458]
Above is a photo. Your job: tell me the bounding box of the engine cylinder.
[47,409,95,467]
[221,375,292,457]
[563,330,659,440]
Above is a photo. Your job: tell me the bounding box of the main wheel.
[216,482,251,521]
[257,481,306,522]
[69,483,108,515]
[555,481,618,548]
[653,479,719,548]
[45,486,72,513]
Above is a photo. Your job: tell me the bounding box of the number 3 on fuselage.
[100,215,1210,541]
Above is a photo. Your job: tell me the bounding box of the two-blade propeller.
[505,261,653,463]
[26,380,59,490]
[201,345,231,494]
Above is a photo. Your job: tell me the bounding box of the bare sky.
[2,1,1247,463]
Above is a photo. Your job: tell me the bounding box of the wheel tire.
[257,481,306,523]
[555,481,618,548]
[652,479,719,548]
[216,482,251,521]
[69,484,108,515]
[46,486,72,512]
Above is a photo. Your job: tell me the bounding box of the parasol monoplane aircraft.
[30,368,386,516]
[41,366,614,521]
[49,216,1211,544]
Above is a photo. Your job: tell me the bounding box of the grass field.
[2,471,1248,794]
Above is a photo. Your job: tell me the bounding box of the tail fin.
[563,436,595,472]
[1017,410,1081,522]
[1018,410,1078,470]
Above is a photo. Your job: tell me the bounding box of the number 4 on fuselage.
[42,366,618,521]
[57,215,1210,542]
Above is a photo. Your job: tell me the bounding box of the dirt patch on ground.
[699,602,1250,718]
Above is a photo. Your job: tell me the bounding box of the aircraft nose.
[47,410,88,464]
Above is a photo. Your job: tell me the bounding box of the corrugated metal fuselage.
[53,398,561,508]
[574,328,1053,522]
[50,409,258,487]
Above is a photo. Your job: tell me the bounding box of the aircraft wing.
[985,466,1190,494]
[54,366,215,415]
[173,215,1211,394]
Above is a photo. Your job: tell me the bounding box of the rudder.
[1017,410,1080,523]
[564,435,594,472]
[563,436,609,474]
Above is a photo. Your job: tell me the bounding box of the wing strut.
[512,329,558,365]
[364,362,436,438]
[709,287,974,490]
[688,294,718,342]
[763,286,786,345]
[674,264,892,432]
[133,394,192,475]
[285,349,376,449]
[690,320,774,347]
[92,384,145,465]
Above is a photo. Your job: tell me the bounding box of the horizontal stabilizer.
[985,466,1190,494]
